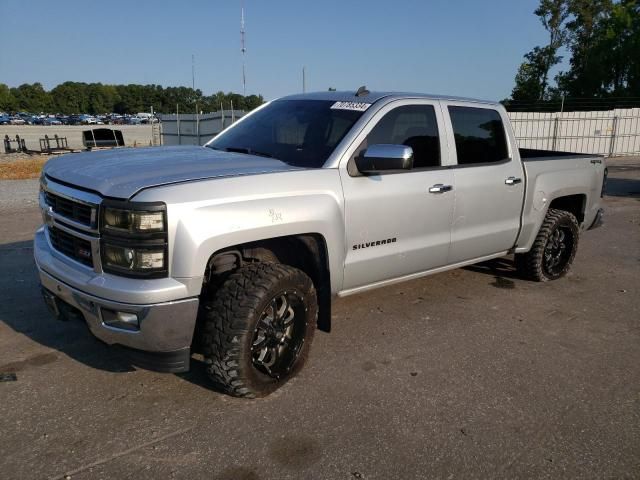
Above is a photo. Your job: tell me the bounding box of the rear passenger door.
[442,103,525,263]
[340,100,455,291]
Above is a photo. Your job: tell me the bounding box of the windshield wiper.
[223,146,274,158]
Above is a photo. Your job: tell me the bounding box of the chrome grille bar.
[40,177,102,272]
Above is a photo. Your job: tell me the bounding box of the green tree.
[243,94,264,110]
[0,83,17,111]
[11,82,53,112]
[51,82,89,113]
[512,0,569,101]
[555,0,612,96]
[557,0,639,97]
[0,81,264,114]
[511,47,552,101]
[536,0,571,98]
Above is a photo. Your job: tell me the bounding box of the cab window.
[448,106,509,165]
[355,105,441,169]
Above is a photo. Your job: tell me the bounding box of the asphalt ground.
[0,157,638,479]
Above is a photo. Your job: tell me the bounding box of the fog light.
[102,308,140,331]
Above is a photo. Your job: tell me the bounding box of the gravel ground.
[1,124,155,151]
[0,152,48,163]
[0,178,39,211]
[0,156,638,479]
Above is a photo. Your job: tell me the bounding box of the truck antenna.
[355,85,369,97]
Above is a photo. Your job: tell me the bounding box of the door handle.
[505,177,522,185]
[429,184,453,194]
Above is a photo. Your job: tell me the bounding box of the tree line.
[0,81,265,114]
[508,0,639,107]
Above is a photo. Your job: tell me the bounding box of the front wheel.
[516,208,580,282]
[200,263,317,398]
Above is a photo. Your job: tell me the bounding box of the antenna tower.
[241,3,247,96]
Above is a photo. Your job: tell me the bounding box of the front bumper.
[34,227,199,373]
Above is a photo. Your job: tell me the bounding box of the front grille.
[48,226,93,267]
[45,191,93,226]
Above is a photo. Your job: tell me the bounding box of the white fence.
[158,107,640,156]
[508,108,640,156]
[159,111,246,146]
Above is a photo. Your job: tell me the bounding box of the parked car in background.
[107,114,125,125]
[134,113,159,124]
[67,115,83,125]
[17,112,34,124]
[42,117,62,126]
[0,109,157,127]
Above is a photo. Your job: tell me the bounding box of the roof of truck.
[278,90,500,106]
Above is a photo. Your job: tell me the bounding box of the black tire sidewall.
[541,213,579,280]
[202,263,317,398]
[515,208,580,282]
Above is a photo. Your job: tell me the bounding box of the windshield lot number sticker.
[330,101,371,112]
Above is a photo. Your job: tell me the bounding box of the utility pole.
[192,53,199,144]
[192,54,195,91]
[302,66,306,93]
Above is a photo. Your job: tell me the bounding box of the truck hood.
[43,146,301,199]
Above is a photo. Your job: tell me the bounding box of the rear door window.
[448,106,509,165]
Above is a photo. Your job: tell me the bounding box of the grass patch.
[0,157,48,180]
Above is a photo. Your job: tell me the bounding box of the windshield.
[206,100,365,168]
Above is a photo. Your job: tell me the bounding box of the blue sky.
[0,0,550,101]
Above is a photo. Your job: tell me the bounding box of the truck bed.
[516,147,606,252]
[519,148,602,161]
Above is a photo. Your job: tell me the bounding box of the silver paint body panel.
[43,145,301,199]
[34,90,605,354]
[37,254,198,352]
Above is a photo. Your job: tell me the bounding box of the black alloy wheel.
[251,290,308,379]
[515,208,580,282]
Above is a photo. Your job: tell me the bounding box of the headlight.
[102,207,165,233]
[103,244,166,272]
[100,201,168,278]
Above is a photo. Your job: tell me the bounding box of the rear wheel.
[200,262,317,398]
[516,208,580,282]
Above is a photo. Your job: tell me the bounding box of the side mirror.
[356,144,414,174]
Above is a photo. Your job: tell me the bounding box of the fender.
[133,169,346,295]
[516,160,600,252]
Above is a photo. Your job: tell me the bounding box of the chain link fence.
[508,108,640,156]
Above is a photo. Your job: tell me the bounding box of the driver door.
[339,100,455,292]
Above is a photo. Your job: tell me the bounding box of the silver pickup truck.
[35,90,606,397]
